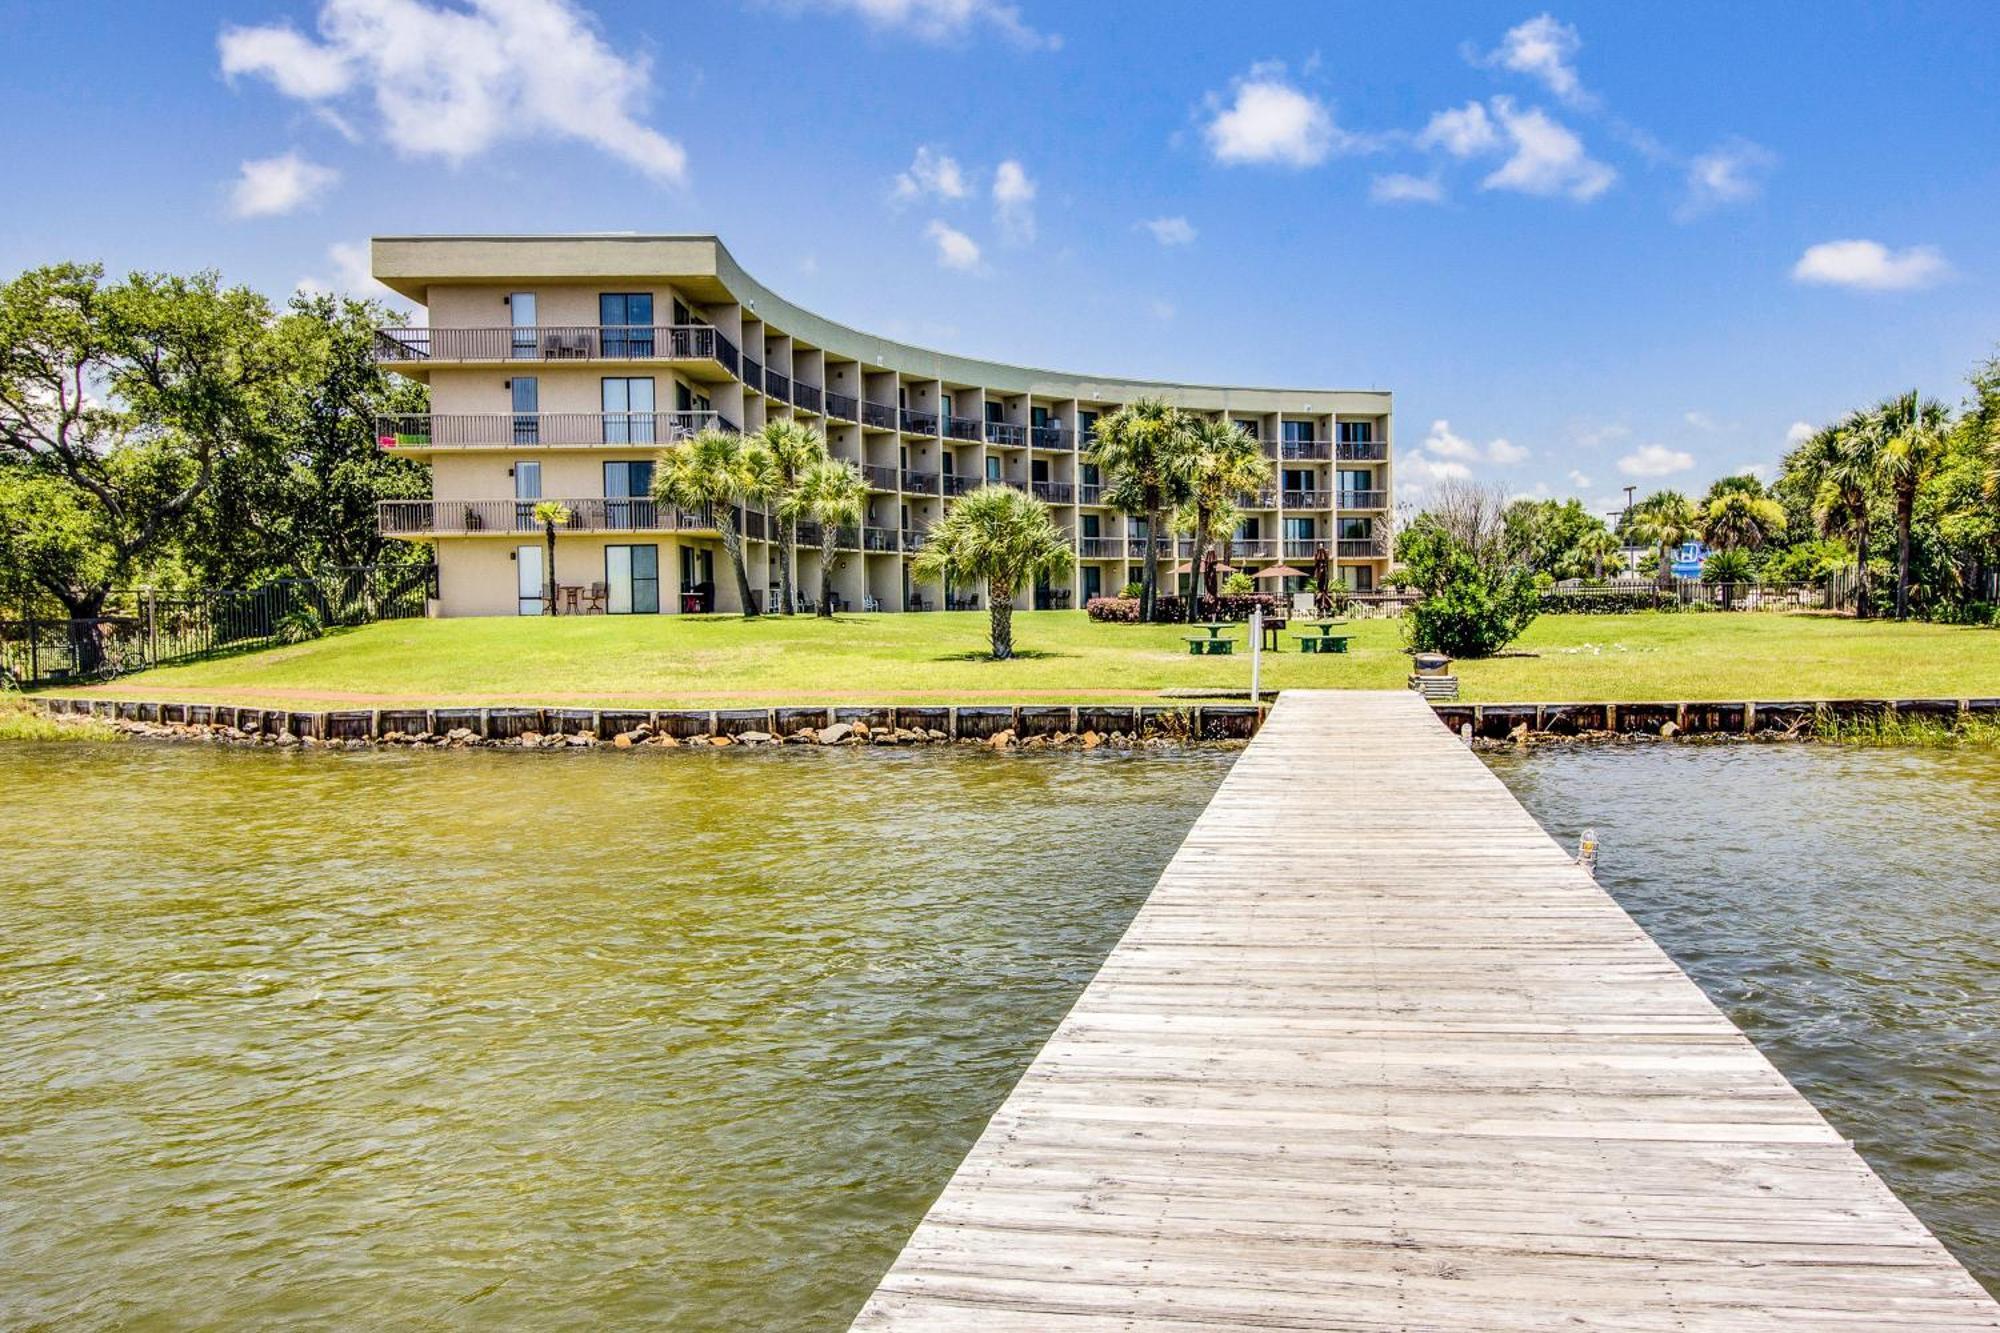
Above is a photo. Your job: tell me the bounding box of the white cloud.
[1488,437,1528,464]
[229,151,339,217]
[1370,172,1445,205]
[893,145,968,204]
[1792,239,1948,291]
[925,219,981,270]
[1618,443,1695,477]
[1683,410,1718,432]
[295,241,410,309]
[1203,63,1363,168]
[1785,420,1815,446]
[1573,421,1631,448]
[1424,419,1480,461]
[218,0,687,184]
[1417,101,1498,157]
[1567,469,1592,489]
[1480,13,1590,107]
[992,158,1035,244]
[1398,453,1474,492]
[1678,137,1775,220]
[1736,463,1768,480]
[1481,97,1614,201]
[777,0,1058,50]
[1139,215,1197,246]
[1149,299,1176,322]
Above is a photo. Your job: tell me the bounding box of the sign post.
[1249,605,1262,704]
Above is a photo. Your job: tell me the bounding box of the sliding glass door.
[605,544,660,614]
[603,460,655,530]
[602,377,655,444]
[517,544,544,615]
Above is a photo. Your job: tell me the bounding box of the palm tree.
[910,485,1073,659]
[1805,409,1884,617]
[1629,490,1699,589]
[1174,419,1271,622]
[1878,392,1950,619]
[790,457,866,618]
[1087,397,1193,623]
[757,419,827,615]
[1576,526,1622,580]
[530,500,571,615]
[1699,489,1787,553]
[652,428,769,617]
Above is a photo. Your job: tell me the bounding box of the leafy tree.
[0,262,276,619]
[0,464,118,617]
[755,418,826,615]
[789,456,866,618]
[1628,490,1699,588]
[910,485,1073,659]
[1172,418,1268,621]
[530,500,571,614]
[1762,537,1852,584]
[1088,397,1192,623]
[1878,391,1951,619]
[1394,514,1538,658]
[1503,497,1608,579]
[1575,526,1623,580]
[652,428,770,616]
[1699,489,1787,553]
[1797,409,1885,616]
[1701,547,1756,585]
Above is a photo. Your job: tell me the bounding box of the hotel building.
[370,235,1393,616]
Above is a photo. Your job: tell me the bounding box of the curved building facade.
[370,234,1392,616]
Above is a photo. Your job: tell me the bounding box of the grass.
[1814,713,2000,748]
[26,610,1999,709]
[0,693,120,742]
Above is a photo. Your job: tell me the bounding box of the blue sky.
[3,0,1995,516]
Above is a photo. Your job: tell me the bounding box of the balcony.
[1031,481,1074,504]
[1078,537,1121,558]
[1339,537,1389,559]
[1283,538,1325,559]
[1228,538,1278,560]
[902,469,939,492]
[861,463,899,491]
[860,401,897,430]
[862,527,900,553]
[792,382,822,414]
[1031,425,1068,449]
[1338,439,1389,462]
[902,527,929,552]
[378,497,717,538]
[945,415,981,442]
[825,390,858,421]
[942,473,975,496]
[1280,440,1333,461]
[985,421,1026,447]
[765,369,792,405]
[372,324,740,377]
[742,356,762,392]
[1339,489,1388,509]
[900,408,939,435]
[1236,489,1278,508]
[1078,483,1107,506]
[1284,489,1333,508]
[375,411,728,451]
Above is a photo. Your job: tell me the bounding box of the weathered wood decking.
[854,690,1999,1329]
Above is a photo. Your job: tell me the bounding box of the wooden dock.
[854,690,1999,1329]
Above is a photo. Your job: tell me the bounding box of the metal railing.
[825,390,858,420]
[862,527,900,552]
[1079,483,1106,505]
[764,369,792,404]
[860,401,897,430]
[945,416,981,441]
[792,382,821,414]
[1338,489,1388,509]
[942,474,975,496]
[372,325,740,375]
[1280,441,1332,461]
[985,421,1026,446]
[1236,489,1278,508]
[1228,539,1278,560]
[861,464,898,490]
[1031,425,1067,449]
[1338,440,1389,462]
[902,469,939,492]
[901,528,929,552]
[1032,481,1074,503]
[375,411,727,449]
[1078,537,1121,558]
[1284,489,1333,508]
[1282,539,1322,559]
[1338,537,1388,558]
[378,498,716,537]
[900,408,939,435]
[742,356,763,391]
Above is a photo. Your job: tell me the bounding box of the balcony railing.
[945,416,981,442]
[1236,489,1278,508]
[1338,440,1389,462]
[902,469,939,492]
[985,421,1026,446]
[764,370,792,405]
[378,497,716,538]
[376,411,728,450]
[1282,538,1323,559]
[1031,481,1074,504]
[993,477,1029,493]
[792,382,822,414]
[942,473,975,496]
[1078,483,1106,505]
[1031,425,1067,449]
[825,390,858,421]
[372,325,740,375]
[1339,537,1389,559]
[860,401,896,430]
[861,464,898,490]
[742,356,763,392]
[1078,537,1121,558]
[1339,489,1388,509]
[900,408,938,435]
[1280,440,1332,461]
[862,527,900,552]
[902,527,929,552]
[1284,489,1333,508]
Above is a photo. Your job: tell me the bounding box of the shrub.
[1086,596,1141,623]
[1087,593,1285,623]
[1396,520,1538,657]
[274,604,325,645]
[1220,571,1256,596]
[1701,549,1756,584]
[1118,580,1143,599]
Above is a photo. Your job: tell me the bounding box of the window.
[1081,462,1100,487]
[1077,409,1098,440]
[509,293,536,358]
[986,401,1004,424]
[604,461,655,529]
[1282,420,1315,444]
[602,378,656,443]
[1339,468,1373,493]
[1339,516,1373,540]
[1031,458,1049,482]
[511,377,538,444]
[1338,420,1374,444]
[1082,566,1102,600]
[516,544,544,615]
[1283,468,1314,492]
[1235,516,1261,540]
[599,293,655,357]
[1031,405,1049,428]
[1233,418,1260,439]
[514,461,541,530]
[1081,514,1100,538]
[1283,517,1314,542]
[604,544,660,614]
[985,456,1001,482]
[940,393,954,420]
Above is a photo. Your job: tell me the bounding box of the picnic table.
[1183,621,1237,655]
[1294,620,1352,654]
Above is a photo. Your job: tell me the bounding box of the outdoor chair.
[585,582,607,613]
[864,594,882,612]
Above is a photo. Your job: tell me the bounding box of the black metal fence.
[2,565,433,689]
[1540,576,1848,614]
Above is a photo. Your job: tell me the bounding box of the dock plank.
[852,690,1998,1330]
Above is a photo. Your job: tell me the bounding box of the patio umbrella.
[1172,560,1235,575]
[1253,563,1306,580]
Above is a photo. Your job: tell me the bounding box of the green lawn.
[37,610,1999,708]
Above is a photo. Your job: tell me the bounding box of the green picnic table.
[1183,622,1237,655]
[1294,620,1352,654]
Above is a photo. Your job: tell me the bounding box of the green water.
[1488,742,2000,1294]
[0,742,1233,1329]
